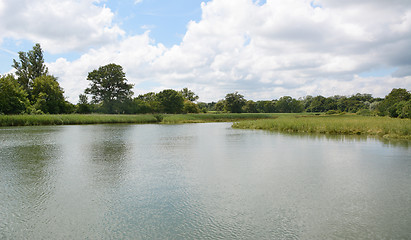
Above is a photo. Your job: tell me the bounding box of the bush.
[357,109,373,116]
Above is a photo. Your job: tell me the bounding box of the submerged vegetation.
[233,114,411,140]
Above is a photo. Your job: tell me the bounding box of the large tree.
[0,74,29,114]
[85,63,134,113]
[12,43,48,96]
[31,75,67,114]
[224,92,246,113]
[156,89,184,114]
[180,88,199,102]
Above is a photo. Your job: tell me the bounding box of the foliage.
[243,100,258,113]
[180,88,199,102]
[183,100,200,113]
[224,92,246,113]
[12,43,49,96]
[0,74,29,114]
[276,96,304,113]
[156,89,184,114]
[377,88,411,116]
[233,115,411,140]
[77,94,91,114]
[31,75,67,114]
[85,63,134,113]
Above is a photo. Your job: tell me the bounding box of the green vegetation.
[0,114,159,126]
[161,113,278,124]
[233,114,411,140]
[0,113,278,126]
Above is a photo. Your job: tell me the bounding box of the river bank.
[0,113,277,126]
[232,114,411,140]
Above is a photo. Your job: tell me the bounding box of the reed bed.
[0,114,158,126]
[0,113,277,126]
[232,115,411,140]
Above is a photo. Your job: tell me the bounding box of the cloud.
[40,0,411,102]
[134,0,143,4]
[0,0,124,53]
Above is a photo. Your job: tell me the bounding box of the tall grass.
[232,115,411,140]
[0,113,277,126]
[0,114,158,126]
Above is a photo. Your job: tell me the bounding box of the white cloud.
[41,0,411,103]
[0,0,124,53]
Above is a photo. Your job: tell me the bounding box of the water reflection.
[1,123,410,239]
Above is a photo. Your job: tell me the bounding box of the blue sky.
[0,0,410,102]
[0,0,210,71]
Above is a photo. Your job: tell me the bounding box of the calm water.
[0,123,410,239]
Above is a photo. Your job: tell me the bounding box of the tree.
[12,43,48,96]
[183,100,200,113]
[136,92,161,113]
[224,92,246,113]
[31,75,67,114]
[0,74,29,114]
[77,94,91,114]
[276,96,303,113]
[243,100,258,113]
[377,88,410,116]
[156,89,184,114]
[85,63,134,113]
[180,88,199,102]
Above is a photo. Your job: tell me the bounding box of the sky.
[0,0,410,103]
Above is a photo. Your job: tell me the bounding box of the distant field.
[232,114,411,140]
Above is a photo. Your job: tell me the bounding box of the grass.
[161,113,278,124]
[232,114,411,140]
[0,113,277,127]
[0,114,159,126]
[2,113,410,140]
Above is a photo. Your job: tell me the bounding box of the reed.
[0,114,158,126]
[0,113,277,126]
[232,115,411,140]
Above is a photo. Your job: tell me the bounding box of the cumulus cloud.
[0,0,124,53]
[30,0,411,102]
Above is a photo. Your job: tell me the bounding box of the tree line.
[0,44,410,118]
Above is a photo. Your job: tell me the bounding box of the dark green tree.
[85,63,134,113]
[276,96,303,113]
[0,74,29,114]
[224,92,246,113]
[77,94,91,114]
[243,100,258,113]
[377,88,410,116]
[156,89,184,114]
[12,43,48,96]
[31,75,67,114]
[183,100,200,113]
[180,88,199,102]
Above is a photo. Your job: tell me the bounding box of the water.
[0,123,410,239]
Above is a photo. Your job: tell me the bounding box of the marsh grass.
[232,114,411,140]
[0,114,158,126]
[0,113,277,126]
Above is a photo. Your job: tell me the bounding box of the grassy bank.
[0,114,159,126]
[0,113,277,127]
[232,114,411,140]
[161,113,278,124]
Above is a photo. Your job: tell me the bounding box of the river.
[1,123,410,239]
